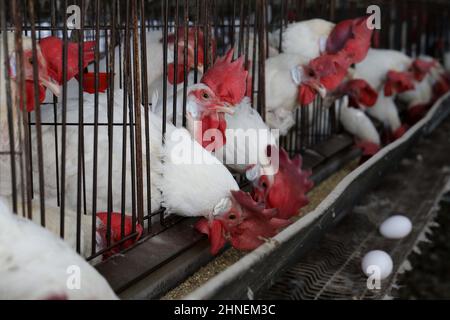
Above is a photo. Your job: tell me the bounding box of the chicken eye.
[28,57,33,65]
[228,214,236,220]
[202,92,210,99]
[261,181,268,189]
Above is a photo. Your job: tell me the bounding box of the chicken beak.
[211,102,234,115]
[313,83,327,98]
[197,63,204,74]
[40,76,61,97]
[305,80,327,99]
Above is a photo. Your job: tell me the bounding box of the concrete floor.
[258,114,450,299]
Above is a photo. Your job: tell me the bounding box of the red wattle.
[199,113,226,152]
[77,72,110,94]
[298,85,316,105]
[209,220,226,255]
[24,82,46,112]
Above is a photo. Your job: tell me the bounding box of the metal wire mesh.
[1,0,449,265]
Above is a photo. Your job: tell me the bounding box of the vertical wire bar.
[1,0,17,213]
[300,103,306,152]
[182,0,189,127]
[13,0,33,219]
[91,0,100,257]
[23,0,34,202]
[75,0,85,253]
[172,0,179,126]
[50,0,60,206]
[295,108,300,153]
[329,0,335,22]
[244,1,250,66]
[8,1,27,218]
[278,0,285,52]
[238,0,244,56]
[204,0,211,71]
[132,0,144,227]
[231,0,236,49]
[121,0,131,240]
[120,2,132,238]
[159,0,170,225]
[162,0,169,136]
[258,0,267,121]
[58,0,69,237]
[250,0,257,108]
[193,0,199,83]
[106,0,117,247]
[27,0,46,226]
[139,0,152,229]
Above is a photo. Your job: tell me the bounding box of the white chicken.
[0,197,118,300]
[33,89,163,215]
[214,97,278,174]
[271,18,335,60]
[354,49,415,139]
[1,33,60,200]
[336,95,380,151]
[264,52,316,135]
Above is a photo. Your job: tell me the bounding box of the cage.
[1,0,449,297]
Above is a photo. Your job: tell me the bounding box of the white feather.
[157,125,239,217]
[354,49,413,90]
[338,96,380,144]
[365,91,402,131]
[214,97,278,173]
[265,53,310,134]
[278,19,335,59]
[0,197,117,300]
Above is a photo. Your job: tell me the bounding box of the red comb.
[228,190,290,252]
[384,70,415,96]
[262,146,313,220]
[311,53,348,90]
[201,48,248,105]
[326,16,373,66]
[411,59,436,81]
[339,79,378,108]
[166,27,205,44]
[39,37,96,84]
[77,72,110,94]
[298,53,348,105]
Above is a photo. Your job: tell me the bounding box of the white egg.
[361,250,393,280]
[379,215,412,239]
